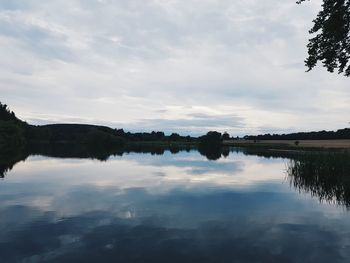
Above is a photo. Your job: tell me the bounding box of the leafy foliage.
[298,0,350,76]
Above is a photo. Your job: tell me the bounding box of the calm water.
[1,147,350,262]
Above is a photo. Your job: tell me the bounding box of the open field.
[224,140,350,149]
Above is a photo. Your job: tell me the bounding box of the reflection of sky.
[6,151,288,192]
[1,151,350,262]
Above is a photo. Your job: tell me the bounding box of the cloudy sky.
[0,0,349,136]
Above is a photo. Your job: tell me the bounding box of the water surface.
[1,147,350,262]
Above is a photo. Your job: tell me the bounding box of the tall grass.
[287,151,350,208]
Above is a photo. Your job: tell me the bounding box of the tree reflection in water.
[2,144,350,209]
[0,143,197,178]
[0,143,229,178]
[0,148,28,179]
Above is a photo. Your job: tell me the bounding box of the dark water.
[1,146,350,263]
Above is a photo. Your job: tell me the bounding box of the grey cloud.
[1,0,297,61]
[0,15,74,61]
[0,0,349,134]
[0,0,31,10]
[131,155,245,176]
[2,184,350,262]
[124,113,245,135]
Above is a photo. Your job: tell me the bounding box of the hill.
[0,102,197,153]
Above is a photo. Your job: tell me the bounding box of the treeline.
[27,125,198,144]
[0,102,200,153]
[0,103,22,122]
[27,124,125,150]
[243,128,350,140]
[114,129,197,143]
[0,103,27,151]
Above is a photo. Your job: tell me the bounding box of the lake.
[1,147,350,262]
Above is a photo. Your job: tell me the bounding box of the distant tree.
[0,102,26,151]
[169,133,181,141]
[0,102,20,122]
[155,131,165,140]
[222,132,230,140]
[243,128,350,140]
[199,131,222,146]
[115,129,125,136]
[86,129,125,150]
[185,135,194,142]
[197,131,223,160]
[298,0,350,76]
[0,121,25,149]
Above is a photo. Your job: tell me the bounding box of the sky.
[0,0,349,136]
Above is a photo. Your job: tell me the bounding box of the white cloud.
[0,0,348,136]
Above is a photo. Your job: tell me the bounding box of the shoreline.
[223,139,350,150]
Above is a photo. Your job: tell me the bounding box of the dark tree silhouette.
[222,132,230,141]
[199,131,222,146]
[298,0,350,76]
[243,128,350,140]
[0,102,20,122]
[197,131,224,160]
[169,133,181,141]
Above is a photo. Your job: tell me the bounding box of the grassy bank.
[224,139,350,150]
